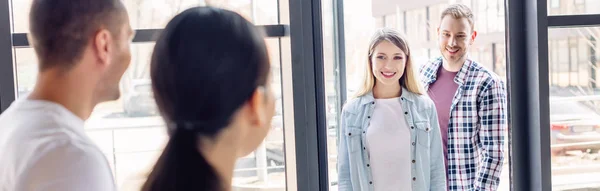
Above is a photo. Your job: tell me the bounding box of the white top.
[0,99,115,191]
[366,97,412,191]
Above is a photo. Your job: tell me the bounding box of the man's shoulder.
[0,104,76,139]
[0,102,97,165]
[468,60,505,86]
[18,139,114,191]
[419,57,443,80]
[420,57,442,71]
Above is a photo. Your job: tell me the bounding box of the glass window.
[429,4,448,42]
[321,0,336,189]
[325,0,376,189]
[551,40,560,86]
[384,14,397,29]
[398,11,406,34]
[10,1,291,190]
[548,27,600,191]
[406,8,427,45]
[474,0,487,34]
[13,42,290,191]
[578,37,590,87]
[548,0,600,15]
[327,1,509,190]
[375,17,385,28]
[551,0,560,8]
[569,38,579,86]
[486,0,496,33]
[495,43,507,79]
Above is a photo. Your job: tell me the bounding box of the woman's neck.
[200,138,237,191]
[372,82,402,99]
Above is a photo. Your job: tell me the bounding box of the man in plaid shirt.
[419,4,507,191]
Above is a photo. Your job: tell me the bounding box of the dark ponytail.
[141,6,270,191]
[142,127,220,191]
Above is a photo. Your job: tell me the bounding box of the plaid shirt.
[419,57,507,191]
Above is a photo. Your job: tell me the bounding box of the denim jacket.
[337,88,446,191]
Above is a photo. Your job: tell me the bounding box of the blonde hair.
[441,4,475,30]
[354,28,423,98]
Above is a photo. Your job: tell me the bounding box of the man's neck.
[28,70,96,120]
[442,58,466,72]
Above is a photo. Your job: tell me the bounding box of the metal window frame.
[288,0,329,190]
[506,0,551,190]
[11,25,290,48]
[333,0,346,114]
[548,14,600,28]
[0,0,15,113]
[1,25,289,113]
[507,1,600,191]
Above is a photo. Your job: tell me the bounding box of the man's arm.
[475,80,508,191]
[19,141,116,191]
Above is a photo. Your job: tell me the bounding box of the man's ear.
[470,30,478,45]
[94,29,112,66]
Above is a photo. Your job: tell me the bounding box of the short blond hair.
[441,4,474,30]
[354,28,423,98]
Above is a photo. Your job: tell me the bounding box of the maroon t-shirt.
[427,67,459,172]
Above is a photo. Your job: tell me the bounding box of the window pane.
[384,14,397,29]
[231,38,287,189]
[326,0,377,190]
[321,0,341,189]
[11,0,290,190]
[375,17,385,28]
[548,0,600,15]
[10,0,279,33]
[14,40,288,190]
[548,27,600,190]
[328,0,509,190]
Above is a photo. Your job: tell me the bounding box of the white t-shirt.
[366,97,412,191]
[0,99,115,191]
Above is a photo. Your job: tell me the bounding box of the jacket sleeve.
[337,107,353,191]
[429,102,448,191]
[474,80,507,191]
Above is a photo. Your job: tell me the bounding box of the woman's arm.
[337,108,353,191]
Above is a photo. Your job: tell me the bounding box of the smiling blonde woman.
[337,28,446,191]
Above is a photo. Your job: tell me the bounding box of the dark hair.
[29,0,126,71]
[142,6,270,191]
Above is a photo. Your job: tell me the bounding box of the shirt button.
[412,177,416,181]
[363,147,366,150]
[412,142,416,146]
[367,164,370,167]
[404,112,408,115]
[411,126,415,129]
[370,181,373,184]
[367,116,371,118]
[348,133,352,136]
[401,98,404,100]
[363,131,366,134]
[371,101,375,104]
[426,128,430,131]
[412,160,416,163]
